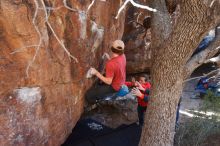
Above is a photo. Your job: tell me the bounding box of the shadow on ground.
[62,119,141,146]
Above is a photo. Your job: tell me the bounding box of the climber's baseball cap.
[112,40,125,50]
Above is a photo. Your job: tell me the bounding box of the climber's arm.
[95,71,113,85]
[90,68,113,85]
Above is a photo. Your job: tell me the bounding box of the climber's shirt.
[106,54,126,91]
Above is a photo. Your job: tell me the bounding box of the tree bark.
[150,0,172,49]
[165,0,178,14]
[139,0,220,146]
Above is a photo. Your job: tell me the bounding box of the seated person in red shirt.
[85,40,126,104]
[126,75,151,126]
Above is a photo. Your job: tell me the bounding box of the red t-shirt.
[106,54,126,91]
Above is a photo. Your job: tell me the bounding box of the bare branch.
[210,0,217,7]
[115,0,157,19]
[87,0,96,12]
[41,0,78,63]
[115,0,130,19]
[136,12,143,23]
[13,0,79,77]
[207,54,220,63]
[63,0,78,12]
[183,68,220,83]
[10,45,40,54]
[152,68,220,102]
[128,20,144,27]
[129,0,157,12]
[25,0,43,77]
[39,6,63,11]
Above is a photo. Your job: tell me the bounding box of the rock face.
[0,0,125,145]
[84,93,138,128]
[123,4,152,74]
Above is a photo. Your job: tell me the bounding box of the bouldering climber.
[85,40,126,104]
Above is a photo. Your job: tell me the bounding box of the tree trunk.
[150,0,172,49]
[139,0,219,145]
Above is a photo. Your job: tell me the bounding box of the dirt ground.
[203,133,220,146]
[179,79,203,123]
[176,78,220,146]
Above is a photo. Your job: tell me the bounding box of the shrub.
[174,91,220,146]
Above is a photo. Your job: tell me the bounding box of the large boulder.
[0,0,125,145]
[84,93,138,128]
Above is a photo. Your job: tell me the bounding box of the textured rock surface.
[0,0,125,145]
[123,3,152,74]
[84,93,138,128]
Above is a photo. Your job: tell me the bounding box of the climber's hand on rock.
[102,53,110,60]
[90,68,98,75]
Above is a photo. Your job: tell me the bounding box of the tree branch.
[184,27,220,78]
[208,54,220,63]
[87,0,96,12]
[41,0,78,63]
[183,68,220,83]
[25,0,43,78]
[63,0,78,12]
[10,45,40,54]
[11,0,79,77]
[115,0,157,19]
